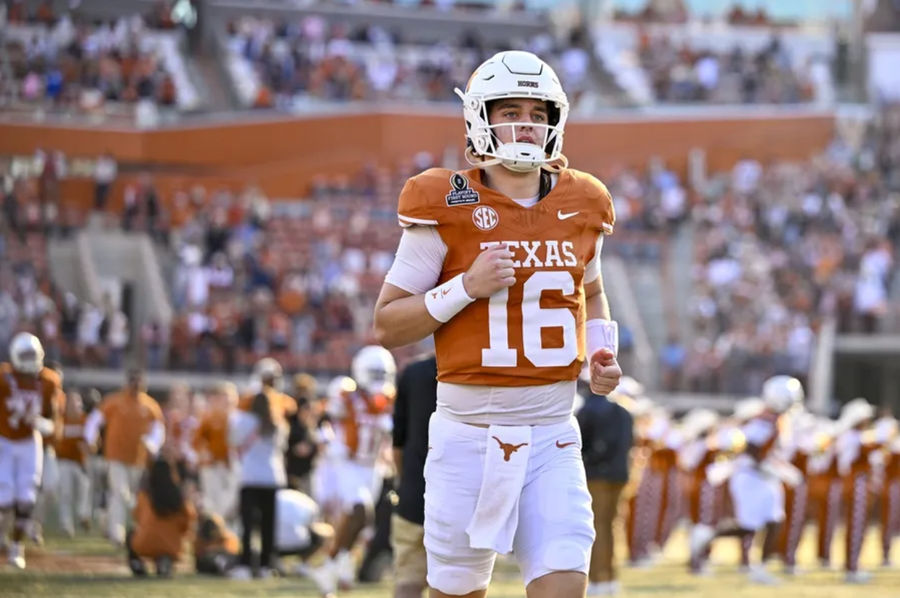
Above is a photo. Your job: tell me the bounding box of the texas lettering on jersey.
[397,167,615,386]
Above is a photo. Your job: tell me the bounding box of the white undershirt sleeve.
[583,235,604,284]
[84,409,105,446]
[384,226,448,295]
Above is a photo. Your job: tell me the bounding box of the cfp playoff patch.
[445,173,480,206]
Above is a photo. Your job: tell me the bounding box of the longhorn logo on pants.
[492,436,528,462]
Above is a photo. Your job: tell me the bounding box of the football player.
[0,333,62,569]
[374,50,622,597]
[320,345,396,589]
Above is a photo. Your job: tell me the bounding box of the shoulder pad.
[40,367,62,388]
[566,169,616,235]
[397,168,472,228]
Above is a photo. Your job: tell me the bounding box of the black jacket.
[576,393,634,483]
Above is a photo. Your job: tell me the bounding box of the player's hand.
[590,348,622,396]
[462,244,516,298]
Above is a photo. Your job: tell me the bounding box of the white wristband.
[586,319,619,357]
[424,273,475,323]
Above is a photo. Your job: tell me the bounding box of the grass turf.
[2,526,899,597]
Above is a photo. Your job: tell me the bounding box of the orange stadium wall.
[0,110,834,209]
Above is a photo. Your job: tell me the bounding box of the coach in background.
[577,370,635,597]
[85,368,164,546]
[391,353,438,598]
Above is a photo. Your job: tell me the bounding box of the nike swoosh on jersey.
[555,440,577,448]
[557,210,579,220]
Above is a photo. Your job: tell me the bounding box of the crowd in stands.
[225,14,597,110]
[664,105,900,394]
[636,33,817,104]
[1,2,197,116]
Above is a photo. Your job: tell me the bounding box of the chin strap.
[464,147,569,174]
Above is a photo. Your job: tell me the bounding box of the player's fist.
[590,348,622,396]
[462,244,516,298]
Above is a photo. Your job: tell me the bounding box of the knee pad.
[426,550,493,595]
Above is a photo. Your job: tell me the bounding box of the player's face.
[487,99,549,148]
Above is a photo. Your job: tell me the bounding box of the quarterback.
[374,51,622,598]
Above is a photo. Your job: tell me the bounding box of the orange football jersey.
[397,167,615,386]
[0,364,62,441]
[193,409,230,465]
[55,412,87,465]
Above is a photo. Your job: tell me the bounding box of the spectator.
[93,152,118,212]
[126,457,197,577]
[228,391,288,579]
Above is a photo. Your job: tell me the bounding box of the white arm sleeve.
[84,409,105,445]
[141,420,166,457]
[383,226,447,294]
[584,235,604,284]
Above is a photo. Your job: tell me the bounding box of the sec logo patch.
[472,206,499,231]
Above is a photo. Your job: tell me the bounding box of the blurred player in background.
[374,50,622,597]
[0,333,62,569]
[55,390,91,537]
[321,345,396,590]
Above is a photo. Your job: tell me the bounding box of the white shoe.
[844,571,871,584]
[305,561,338,597]
[228,565,253,580]
[689,525,715,562]
[748,565,780,585]
[334,550,354,588]
[8,542,25,569]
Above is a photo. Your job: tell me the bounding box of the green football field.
[2,526,899,597]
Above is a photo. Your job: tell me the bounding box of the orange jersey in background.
[55,412,87,466]
[0,364,62,441]
[193,409,230,465]
[99,390,164,466]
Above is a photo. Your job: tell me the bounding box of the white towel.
[465,424,532,554]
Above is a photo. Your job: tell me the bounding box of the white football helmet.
[761,375,804,414]
[608,376,645,401]
[681,408,719,441]
[733,397,765,422]
[251,357,284,391]
[351,345,397,398]
[325,375,357,419]
[839,397,875,430]
[9,332,44,375]
[455,50,569,173]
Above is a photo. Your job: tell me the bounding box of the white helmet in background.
[761,375,804,414]
[9,332,44,375]
[455,50,569,173]
[733,397,765,422]
[609,376,645,401]
[251,357,284,392]
[681,408,719,441]
[351,345,397,398]
[839,397,875,430]
[325,375,357,419]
